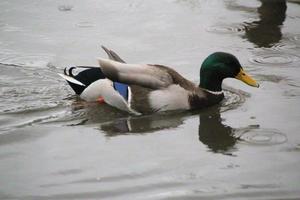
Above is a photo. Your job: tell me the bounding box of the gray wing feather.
[101,46,126,63]
[98,58,173,89]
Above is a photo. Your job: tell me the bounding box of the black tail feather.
[63,66,106,95]
[63,46,125,95]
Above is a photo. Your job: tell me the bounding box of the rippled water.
[249,51,300,66]
[1,0,300,199]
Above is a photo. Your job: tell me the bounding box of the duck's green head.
[200,52,259,92]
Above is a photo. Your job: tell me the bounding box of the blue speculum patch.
[113,82,129,101]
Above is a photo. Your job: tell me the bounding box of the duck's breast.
[148,84,191,112]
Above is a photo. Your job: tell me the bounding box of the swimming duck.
[59,46,259,115]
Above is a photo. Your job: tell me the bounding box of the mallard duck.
[59,46,259,115]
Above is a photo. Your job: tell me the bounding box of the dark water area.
[0,0,300,199]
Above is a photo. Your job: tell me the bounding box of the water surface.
[1,0,300,199]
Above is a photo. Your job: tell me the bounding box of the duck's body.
[98,60,225,114]
[130,83,224,114]
[60,46,258,114]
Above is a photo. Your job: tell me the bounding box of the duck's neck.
[199,74,223,92]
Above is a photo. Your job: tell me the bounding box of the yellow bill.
[235,68,259,88]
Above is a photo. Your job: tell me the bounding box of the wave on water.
[0,59,73,133]
[221,85,249,112]
[249,52,300,66]
[206,23,246,34]
[0,53,54,68]
[236,126,288,146]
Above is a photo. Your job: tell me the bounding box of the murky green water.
[1,0,300,199]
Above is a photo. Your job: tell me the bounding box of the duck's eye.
[242,73,246,76]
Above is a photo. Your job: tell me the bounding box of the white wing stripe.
[58,73,86,86]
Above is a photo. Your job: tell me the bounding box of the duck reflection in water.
[198,107,237,155]
[100,111,186,136]
[243,0,287,48]
[95,105,239,154]
[71,99,250,154]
